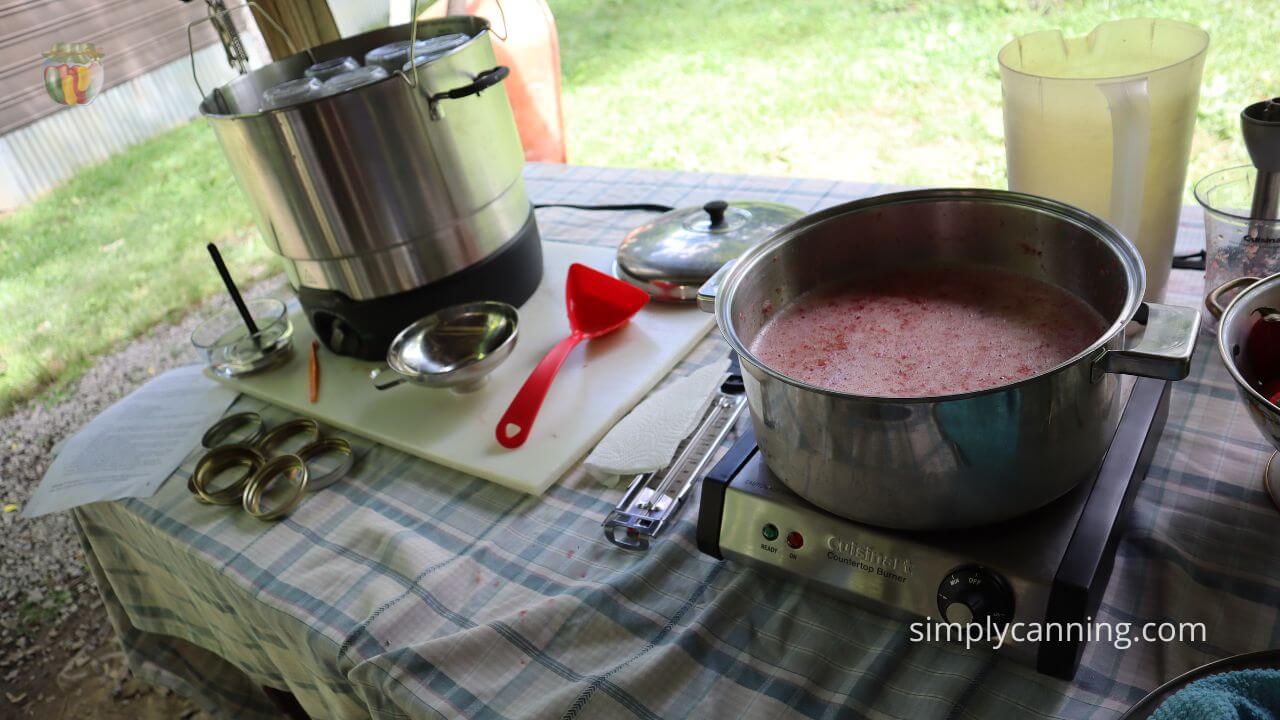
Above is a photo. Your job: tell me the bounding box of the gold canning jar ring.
[242,454,309,521]
[191,444,265,505]
[201,412,265,450]
[296,437,354,492]
[256,418,321,456]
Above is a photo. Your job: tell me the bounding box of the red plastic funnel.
[496,263,650,449]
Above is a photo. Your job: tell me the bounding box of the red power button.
[785,531,804,549]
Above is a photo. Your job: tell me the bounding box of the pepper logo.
[42,42,104,106]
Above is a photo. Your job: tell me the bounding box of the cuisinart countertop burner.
[697,377,1171,680]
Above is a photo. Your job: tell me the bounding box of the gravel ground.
[0,275,287,703]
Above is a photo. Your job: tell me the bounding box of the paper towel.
[585,357,730,486]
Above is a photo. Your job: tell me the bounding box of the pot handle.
[412,66,510,120]
[1205,276,1261,320]
[697,260,736,313]
[429,66,510,103]
[1094,302,1201,381]
[369,366,404,391]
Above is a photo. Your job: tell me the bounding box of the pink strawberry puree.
[747,264,1106,397]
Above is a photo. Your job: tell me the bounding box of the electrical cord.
[534,202,674,213]
[1172,250,1206,271]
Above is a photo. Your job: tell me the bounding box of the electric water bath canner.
[199,16,542,360]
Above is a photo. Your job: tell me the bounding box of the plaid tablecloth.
[74,164,1279,720]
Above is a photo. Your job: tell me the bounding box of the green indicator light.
[762,523,779,541]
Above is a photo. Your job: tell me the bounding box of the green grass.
[0,123,272,412]
[14,587,71,633]
[1,0,1278,410]
[552,0,1276,187]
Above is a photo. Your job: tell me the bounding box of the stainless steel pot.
[200,16,541,360]
[699,189,1201,530]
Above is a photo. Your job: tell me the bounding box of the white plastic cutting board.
[210,241,715,495]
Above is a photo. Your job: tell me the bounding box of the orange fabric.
[431,0,567,163]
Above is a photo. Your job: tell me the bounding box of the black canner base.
[298,213,543,360]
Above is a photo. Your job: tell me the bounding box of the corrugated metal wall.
[0,42,263,209]
[1,0,228,135]
[0,0,270,210]
[0,41,264,208]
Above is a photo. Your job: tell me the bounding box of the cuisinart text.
[826,536,914,583]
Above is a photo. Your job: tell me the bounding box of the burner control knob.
[937,565,1014,627]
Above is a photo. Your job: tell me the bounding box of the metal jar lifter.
[193,4,542,360]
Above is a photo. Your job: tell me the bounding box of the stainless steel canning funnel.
[370,301,518,394]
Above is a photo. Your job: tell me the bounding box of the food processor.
[1197,97,1280,295]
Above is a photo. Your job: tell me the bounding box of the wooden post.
[253,0,341,58]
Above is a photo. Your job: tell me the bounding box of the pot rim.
[199,17,490,121]
[996,17,1209,86]
[1194,164,1273,225]
[1216,272,1280,408]
[716,188,1147,404]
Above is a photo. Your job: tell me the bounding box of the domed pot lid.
[615,199,805,302]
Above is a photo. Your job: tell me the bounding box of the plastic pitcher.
[999,18,1208,302]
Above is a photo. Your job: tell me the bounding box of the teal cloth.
[1152,670,1280,720]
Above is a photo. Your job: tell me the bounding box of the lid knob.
[704,200,729,229]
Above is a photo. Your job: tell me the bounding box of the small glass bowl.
[192,298,293,377]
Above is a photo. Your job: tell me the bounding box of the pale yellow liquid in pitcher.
[1000,19,1208,302]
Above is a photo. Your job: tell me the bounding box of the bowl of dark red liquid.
[1209,274,1280,451]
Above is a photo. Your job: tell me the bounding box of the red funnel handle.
[496,333,583,448]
